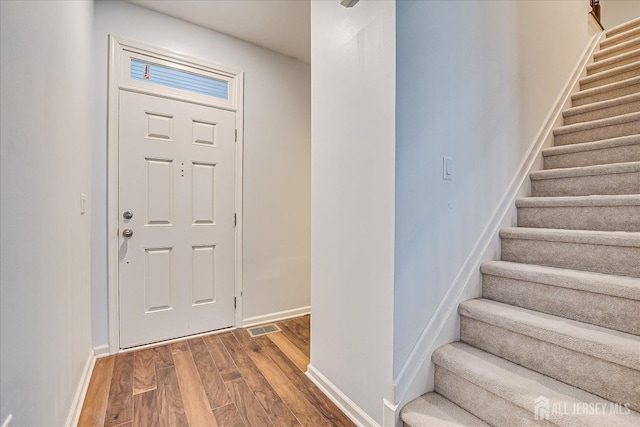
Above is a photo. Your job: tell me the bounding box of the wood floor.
[78,316,354,427]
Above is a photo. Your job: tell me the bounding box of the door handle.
[122,229,134,238]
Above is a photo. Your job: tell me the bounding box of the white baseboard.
[306,364,380,427]
[242,306,310,328]
[93,344,110,358]
[65,348,96,427]
[390,27,605,421]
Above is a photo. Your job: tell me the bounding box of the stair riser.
[563,100,640,125]
[517,205,640,232]
[543,143,640,168]
[554,119,640,145]
[573,81,640,107]
[460,318,640,412]
[588,52,640,76]
[482,275,640,335]
[595,39,640,62]
[602,28,640,49]
[434,367,538,427]
[501,238,640,277]
[531,170,640,197]
[580,67,640,90]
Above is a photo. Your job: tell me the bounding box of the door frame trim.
[107,35,244,354]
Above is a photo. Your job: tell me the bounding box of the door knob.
[122,229,134,238]
[123,211,133,220]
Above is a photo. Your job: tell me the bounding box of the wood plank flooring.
[79,316,355,427]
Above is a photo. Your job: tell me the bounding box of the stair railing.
[590,0,604,29]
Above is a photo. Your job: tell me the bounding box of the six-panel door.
[118,90,236,348]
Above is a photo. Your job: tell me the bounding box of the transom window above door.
[118,43,240,110]
[130,59,229,100]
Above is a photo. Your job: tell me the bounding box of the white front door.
[118,90,236,348]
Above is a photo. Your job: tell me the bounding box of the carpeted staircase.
[401,18,640,427]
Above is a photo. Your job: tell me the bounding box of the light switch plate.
[443,157,452,181]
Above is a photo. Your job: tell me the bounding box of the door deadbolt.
[123,211,133,220]
[122,229,134,238]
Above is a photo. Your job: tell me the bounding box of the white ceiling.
[128,0,311,63]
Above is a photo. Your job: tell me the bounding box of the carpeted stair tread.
[459,300,640,411]
[542,134,640,169]
[554,111,640,135]
[400,393,491,427]
[481,261,640,335]
[572,75,640,106]
[458,299,640,369]
[529,161,640,197]
[433,343,640,426]
[552,111,640,145]
[594,37,640,62]
[587,49,640,75]
[500,227,640,277]
[516,194,640,231]
[530,160,640,179]
[562,92,640,125]
[499,226,640,247]
[579,61,640,90]
[601,26,640,49]
[516,194,640,208]
[605,17,640,39]
[481,260,640,301]
[564,92,640,116]
[544,134,640,156]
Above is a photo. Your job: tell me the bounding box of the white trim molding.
[106,36,244,354]
[390,27,605,421]
[382,399,399,427]
[242,306,311,328]
[234,79,245,331]
[306,364,380,427]
[65,348,96,427]
[93,344,111,359]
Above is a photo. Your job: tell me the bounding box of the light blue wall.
[1,1,94,425]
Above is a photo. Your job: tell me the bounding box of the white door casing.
[118,91,236,348]
[107,37,244,352]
